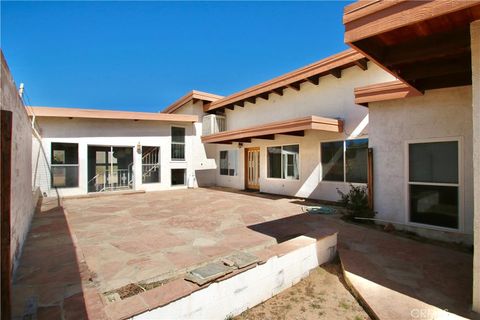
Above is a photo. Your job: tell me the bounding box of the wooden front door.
[245,147,260,190]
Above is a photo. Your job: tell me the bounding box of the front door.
[245,147,260,190]
[87,146,133,192]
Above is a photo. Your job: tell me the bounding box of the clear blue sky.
[1,1,352,112]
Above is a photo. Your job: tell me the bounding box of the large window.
[220,150,238,176]
[321,139,368,183]
[142,146,160,184]
[171,127,185,161]
[408,140,459,229]
[51,143,79,188]
[267,145,299,179]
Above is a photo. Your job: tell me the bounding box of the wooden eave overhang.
[27,106,198,122]
[343,0,480,93]
[201,116,343,144]
[204,49,369,113]
[354,80,423,106]
[162,90,224,114]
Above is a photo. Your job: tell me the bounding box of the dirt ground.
[235,260,370,320]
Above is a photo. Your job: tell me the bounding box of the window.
[220,150,238,176]
[51,143,79,188]
[408,140,459,229]
[171,127,185,160]
[142,146,160,184]
[321,139,368,183]
[267,145,299,179]
[171,168,186,186]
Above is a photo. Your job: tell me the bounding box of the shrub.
[337,184,375,221]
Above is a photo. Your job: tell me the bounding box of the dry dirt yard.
[235,261,370,320]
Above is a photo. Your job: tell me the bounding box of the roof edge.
[162,90,223,114]
[354,80,423,107]
[205,49,366,112]
[27,106,198,122]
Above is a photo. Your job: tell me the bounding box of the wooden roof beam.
[246,97,256,104]
[271,88,284,96]
[278,130,305,137]
[253,134,275,140]
[259,93,270,101]
[226,105,235,111]
[234,101,245,108]
[287,83,301,91]
[306,75,320,85]
[354,58,368,71]
[330,68,342,79]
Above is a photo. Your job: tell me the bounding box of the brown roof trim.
[27,106,198,122]
[344,0,480,43]
[354,80,423,107]
[204,49,367,113]
[201,116,343,144]
[162,90,223,114]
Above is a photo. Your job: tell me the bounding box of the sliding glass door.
[87,146,133,192]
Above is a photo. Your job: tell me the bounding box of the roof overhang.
[204,49,369,114]
[162,90,223,114]
[344,0,480,92]
[201,116,343,144]
[27,106,198,122]
[354,80,423,107]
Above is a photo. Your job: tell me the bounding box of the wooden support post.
[367,147,374,211]
[1,110,12,320]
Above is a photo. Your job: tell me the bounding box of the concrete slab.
[223,251,259,269]
[185,262,233,285]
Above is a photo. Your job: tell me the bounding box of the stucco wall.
[34,117,206,197]
[225,63,393,133]
[369,86,473,243]
[211,62,393,201]
[1,52,35,273]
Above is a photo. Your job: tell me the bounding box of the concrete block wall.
[0,51,35,274]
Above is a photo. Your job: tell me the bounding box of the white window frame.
[320,137,368,184]
[266,144,300,180]
[219,150,238,176]
[404,136,464,232]
[171,125,186,162]
[50,142,79,188]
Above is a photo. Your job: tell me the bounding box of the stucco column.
[472,19,480,313]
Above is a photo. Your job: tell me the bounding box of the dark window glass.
[267,146,282,178]
[51,143,79,188]
[410,184,458,229]
[321,141,344,181]
[346,139,368,183]
[171,127,185,160]
[171,169,186,185]
[142,146,160,184]
[409,141,458,183]
[220,151,228,175]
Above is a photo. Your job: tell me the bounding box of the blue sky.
[1,1,352,112]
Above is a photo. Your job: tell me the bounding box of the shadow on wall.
[12,198,99,319]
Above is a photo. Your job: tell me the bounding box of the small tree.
[337,184,375,222]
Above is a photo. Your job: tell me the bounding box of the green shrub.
[337,184,375,221]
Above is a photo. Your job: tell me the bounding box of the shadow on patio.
[12,198,105,320]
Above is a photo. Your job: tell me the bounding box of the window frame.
[266,144,300,180]
[171,125,186,162]
[404,137,463,232]
[50,142,79,188]
[141,146,161,184]
[320,137,369,184]
[171,168,186,186]
[219,150,238,176]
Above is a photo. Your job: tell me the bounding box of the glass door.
[88,146,133,192]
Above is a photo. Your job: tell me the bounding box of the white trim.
[265,144,300,181]
[404,136,464,232]
[170,125,187,162]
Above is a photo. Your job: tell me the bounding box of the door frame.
[244,147,260,190]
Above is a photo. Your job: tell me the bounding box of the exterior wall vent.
[202,114,226,135]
